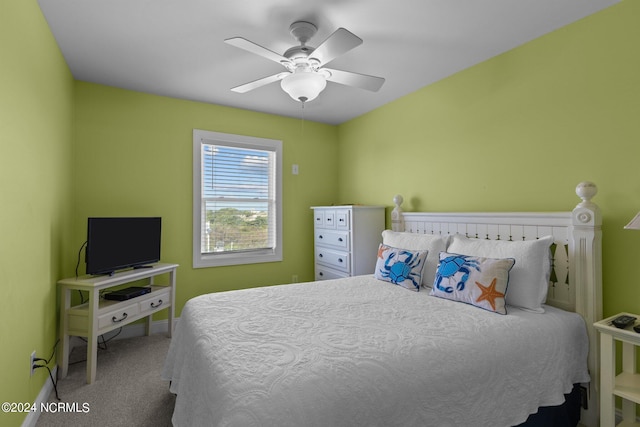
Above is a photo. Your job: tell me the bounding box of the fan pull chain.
[300,102,305,138]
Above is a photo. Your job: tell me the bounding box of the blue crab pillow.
[430,251,515,314]
[374,244,428,292]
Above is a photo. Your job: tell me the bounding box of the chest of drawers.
[311,206,385,280]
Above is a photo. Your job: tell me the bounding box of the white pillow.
[381,230,449,288]
[447,234,553,313]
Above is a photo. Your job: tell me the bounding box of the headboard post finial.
[391,194,404,232]
[576,181,598,208]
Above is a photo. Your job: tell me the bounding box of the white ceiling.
[38,0,619,125]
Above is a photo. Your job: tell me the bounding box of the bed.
[162,182,602,427]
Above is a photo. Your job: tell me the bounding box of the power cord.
[75,241,87,278]
[36,330,122,400]
[75,241,88,304]
[75,327,122,353]
[32,339,61,401]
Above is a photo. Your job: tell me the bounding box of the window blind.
[200,142,276,255]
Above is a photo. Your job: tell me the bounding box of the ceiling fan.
[224,21,385,103]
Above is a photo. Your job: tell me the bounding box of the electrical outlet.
[292,275,298,283]
[30,351,36,377]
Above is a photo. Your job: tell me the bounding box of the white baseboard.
[21,366,58,427]
[25,318,177,427]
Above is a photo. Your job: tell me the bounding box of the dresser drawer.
[315,264,349,281]
[98,303,140,329]
[137,287,171,316]
[335,210,350,230]
[323,211,336,229]
[314,229,350,250]
[314,211,325,227]
[314,209,351,230]
[316,248,350,273]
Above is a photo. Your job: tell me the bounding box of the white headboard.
[391,182,602,426]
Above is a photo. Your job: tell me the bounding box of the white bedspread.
[162,275,589,427]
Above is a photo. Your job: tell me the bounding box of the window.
[193,129,282,268]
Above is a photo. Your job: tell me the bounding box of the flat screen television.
[85,217,162,275]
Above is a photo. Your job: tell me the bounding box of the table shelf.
[614,372,640,404]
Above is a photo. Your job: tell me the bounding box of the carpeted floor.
[36,334,174,427]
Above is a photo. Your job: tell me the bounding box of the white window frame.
[193,129,283,268]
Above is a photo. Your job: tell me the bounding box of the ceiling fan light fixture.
[225,21,384,101]
[280,71,327,103]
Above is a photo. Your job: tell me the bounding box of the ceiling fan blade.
[224,37,291,66]
[230,73,287,94]
[323,68,385,92]
[310,28,362,66]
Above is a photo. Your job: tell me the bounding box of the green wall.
[73,83,339,311]
[0,0,74,425]
[337,1,640,317]
[2,1,638,425]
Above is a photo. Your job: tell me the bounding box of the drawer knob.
[112,313,128,323]
[319,272,324,277]
[338,238,343,242]
[319,235,323,239]
[151,299,163,309]
[338,258,344,263]
[319,254,323,258]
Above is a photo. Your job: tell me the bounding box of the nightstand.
[594,313,640,427]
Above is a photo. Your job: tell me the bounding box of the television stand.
[57,263,178,384]
[133,264,154,269]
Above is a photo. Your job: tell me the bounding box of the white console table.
[57,263,178,384]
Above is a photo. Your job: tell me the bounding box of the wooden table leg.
[58,286,70,379]
[86,288,99,384]
[600,333,615,427]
